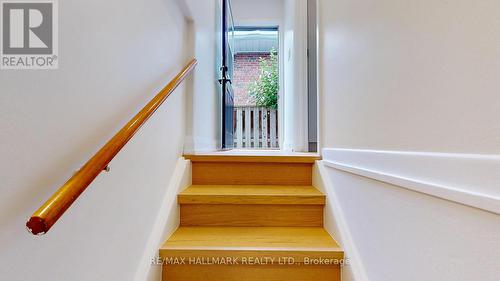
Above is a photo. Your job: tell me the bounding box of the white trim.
[316,0,325,153]
[278,23,285,150]
[314,162,367,281]
[133,158,192,281]
[282,0,309,152]
[314,0,322,153]
[295,0,309,151]
[322,148,500,215]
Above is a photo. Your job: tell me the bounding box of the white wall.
[0,0,191,280]
[319,0,500,153]
[317,0,500,280]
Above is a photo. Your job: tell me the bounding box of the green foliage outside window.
[248,49,279,109]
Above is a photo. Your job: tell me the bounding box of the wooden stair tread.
[160,227,344,263]
[161,226,340,250]
[179,185,325,205]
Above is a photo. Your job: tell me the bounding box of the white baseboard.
[133,158,192,281]
[314,162,368,281]
[323,148,500,215]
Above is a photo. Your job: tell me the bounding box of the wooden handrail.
[26,59,197,235]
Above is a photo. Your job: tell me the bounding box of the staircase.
[159,154,343,281]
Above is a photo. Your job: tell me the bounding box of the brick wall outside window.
[233,52,271,107]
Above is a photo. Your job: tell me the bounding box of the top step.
[184,151,321,163]
[184,152,320,185]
